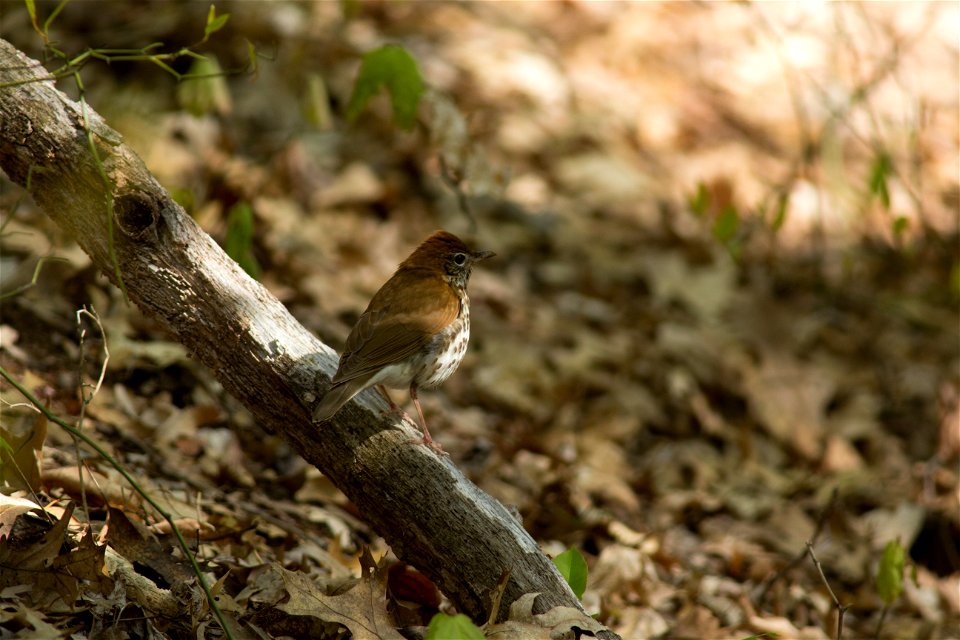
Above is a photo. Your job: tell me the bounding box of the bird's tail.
[312,381,359,423]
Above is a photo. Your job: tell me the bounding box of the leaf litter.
[0,2,957,638]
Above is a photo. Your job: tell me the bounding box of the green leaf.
[425,613,484,640]
[876,539,905,605]
[553,547,588,599]
[224,202,260,279]
[869,150,892,209]
[246,39,258,74]
[303,73,333,129]
[176,55,231,117]
[770,191,789,232]
[204,5,230,41]
[892,215,908,238]
[346,44,424,130]
[340,0,362,20]
[712,205,739,243]
[689,182,709,217]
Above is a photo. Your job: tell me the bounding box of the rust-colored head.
[399,230,495,288]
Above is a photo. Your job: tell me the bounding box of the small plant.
[176,55,231,117]
[346,44,424,131]
[17,1,242,303]
[867,149,892,210]
[552,547,588,599]
[425,613,484,640]
[874,538,908,638]
[224,202,260,279]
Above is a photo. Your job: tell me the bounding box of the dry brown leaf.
[148,517,216,539]
[485,593,609,639]
[0,494,43,539]
[0,602,62,639]
[52,526,113,599]
[937,381,960,461]
[576,439,641,513]
[314,162,384,209]
[41,466,115,507]
[672,604,724,640]
[101,313,189,370]
[861,502,926,550]
[0,325,29,362]
[645,250,737,323]
[104,507,195,588]
[247,555,404,640]
[604,606,670,639]
[0,409,45,492]
[588,543,653,596]
[821,434,865,472]
[742,353,836,460]
[748,613,830,640]
[0,503,77,608]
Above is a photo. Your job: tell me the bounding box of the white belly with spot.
[418,314,469,388]
[368,303,470,391]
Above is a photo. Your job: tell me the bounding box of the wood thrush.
[312,230,494,452]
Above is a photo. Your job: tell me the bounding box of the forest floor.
[1,2,958,639]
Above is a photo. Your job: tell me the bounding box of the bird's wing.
[332,270,459,384]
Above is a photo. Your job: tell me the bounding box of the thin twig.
[807,540,849,640]
[438,154,477,234]
[76,307,109,400]
[74,305,110,523]
[754,487,839,603]
[485,568,512,627]
[0,366,236,640]
[874,604,890,640]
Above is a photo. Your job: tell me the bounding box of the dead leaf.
[0,503,77,608]
[248,555,404,640]
[0,409,46,492]
[41,466,115,507]
[0,494,43,539]
[50,526,114,603]
[644,250,736,323]
[0,602,62,639]
[0,324,29,362]
[104,507,195,588]
[742,353,836,460]
[148,517,216,539]
[748,613,830,640]
[485,594,609,639]
[672,604,723,640]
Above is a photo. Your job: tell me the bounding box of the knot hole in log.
[115,190,162,240]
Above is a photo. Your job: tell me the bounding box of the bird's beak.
[472,249,495,262]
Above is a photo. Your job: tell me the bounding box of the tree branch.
[0,38,613,636]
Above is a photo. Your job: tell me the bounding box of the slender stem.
[0,366,235,640]
[806,540,849,640]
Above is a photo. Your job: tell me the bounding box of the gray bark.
[0,39,616,637]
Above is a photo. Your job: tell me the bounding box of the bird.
[312,230,494,453]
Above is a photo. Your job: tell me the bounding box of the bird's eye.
[452,253,468,266]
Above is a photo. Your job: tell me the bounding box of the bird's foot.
[408,434,448,457]
[380,405,409,423]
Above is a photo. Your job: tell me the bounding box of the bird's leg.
[407,384,446,455]
[377,384,403,413]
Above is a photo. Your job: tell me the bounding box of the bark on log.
[0,39,616,637]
